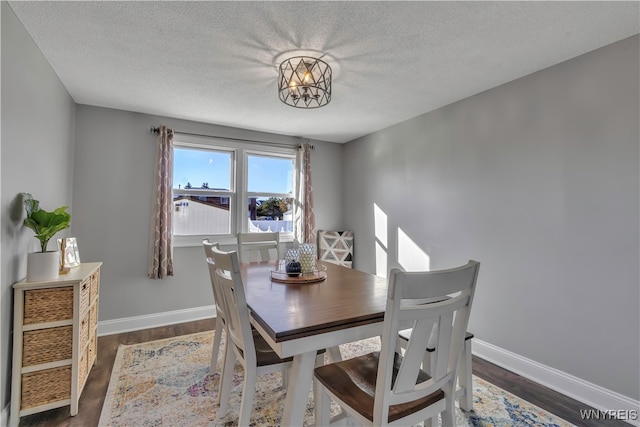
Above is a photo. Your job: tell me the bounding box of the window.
[173,147,234,237]
[172,135,298,245]
[246,154,294,233]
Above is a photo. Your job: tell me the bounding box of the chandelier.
[278,56,331,108]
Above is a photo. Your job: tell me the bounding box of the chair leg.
[314,351,344,424]
[238,365,257,427]
[422,351,440,427]
[216,328,228,398]
[315,352,326,368]
[458,339,473,412]
[314,381,331,426]
[440,382,456,427]
[218,343,236,416]
[422,351,434,375]
[395,337,404,355]
[210,321,224,373]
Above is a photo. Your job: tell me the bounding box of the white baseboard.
[473,338,640,426]
[97,305,216,336]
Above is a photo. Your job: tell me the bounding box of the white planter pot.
[27,251,60,282]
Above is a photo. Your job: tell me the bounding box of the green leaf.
[21,194,71,252]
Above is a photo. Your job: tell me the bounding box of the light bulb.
[288,80,299,98]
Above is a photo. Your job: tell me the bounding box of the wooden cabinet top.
[14,262,102,289]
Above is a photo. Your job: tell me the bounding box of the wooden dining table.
[241,260,388,426]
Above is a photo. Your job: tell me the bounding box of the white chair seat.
[315,351,445,423]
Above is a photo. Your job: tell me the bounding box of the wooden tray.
[270,270,327,284]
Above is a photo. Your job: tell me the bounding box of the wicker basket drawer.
[22,326,72,367]
[79,279,90,315]
[88,334,97,366]
[21,365,71,410]
[90,270,99,301]
[24,287,73,325]
[90,303,98,332]
[78,348,89,392]
[80,314,90,351]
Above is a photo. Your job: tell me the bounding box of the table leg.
[327,345,343,363]
[282,351,316,426]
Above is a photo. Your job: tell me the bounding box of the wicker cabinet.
[10,262,101,426]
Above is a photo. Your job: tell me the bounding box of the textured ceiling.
[8,1,639,143]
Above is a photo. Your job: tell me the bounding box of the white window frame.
[244,149,295,228]
[172,134,298,247]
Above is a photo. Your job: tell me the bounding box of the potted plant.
[22,193,71,281]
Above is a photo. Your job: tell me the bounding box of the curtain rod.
[150,126,314,150]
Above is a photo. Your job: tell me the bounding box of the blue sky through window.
[173,148,293,193]
[248,155,293,194]
[174,148,231,190]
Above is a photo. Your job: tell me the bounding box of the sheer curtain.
[295,141,316,244]
[148,126,174,278]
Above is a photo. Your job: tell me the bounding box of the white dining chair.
[202,239,228,394]
[237,232,281,263]
[314,260,480,427]
[209,247,325,426]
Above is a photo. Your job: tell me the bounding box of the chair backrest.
[237,232,280,263]
[209,247,257,366]
[317,230,353,268]
[202,239,226,321]
[374,260,480,424]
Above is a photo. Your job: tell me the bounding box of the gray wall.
[1,2,77,412]
[2,0,636,412]
[73,105,343,321]
[343,35,639,400]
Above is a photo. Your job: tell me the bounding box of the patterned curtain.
[148,126,174,278]
[303,142,316,243]
[294,141,316,244]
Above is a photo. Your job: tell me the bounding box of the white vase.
[27,251,60,282]
[299,243,316,274]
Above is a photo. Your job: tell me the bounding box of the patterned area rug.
[99,331,574,426]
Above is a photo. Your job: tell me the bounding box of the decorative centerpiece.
[22,193,71,281]
[271,245,326,284]
[284,249,302,277]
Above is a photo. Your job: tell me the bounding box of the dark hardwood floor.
[18,318,627,426]
[472,356,629,427]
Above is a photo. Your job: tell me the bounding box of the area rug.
[99,331,574,426]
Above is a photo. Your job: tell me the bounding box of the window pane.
[173,194,231,235]
[171,141,298,240]
[247,197,293,232]
[173,147,231,190]
[247,155,293,194]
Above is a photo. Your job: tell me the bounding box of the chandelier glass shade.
[278,56,331,108]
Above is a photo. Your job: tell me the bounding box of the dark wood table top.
[242,261,388,342]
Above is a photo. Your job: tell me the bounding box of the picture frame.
[58,237,81,273]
